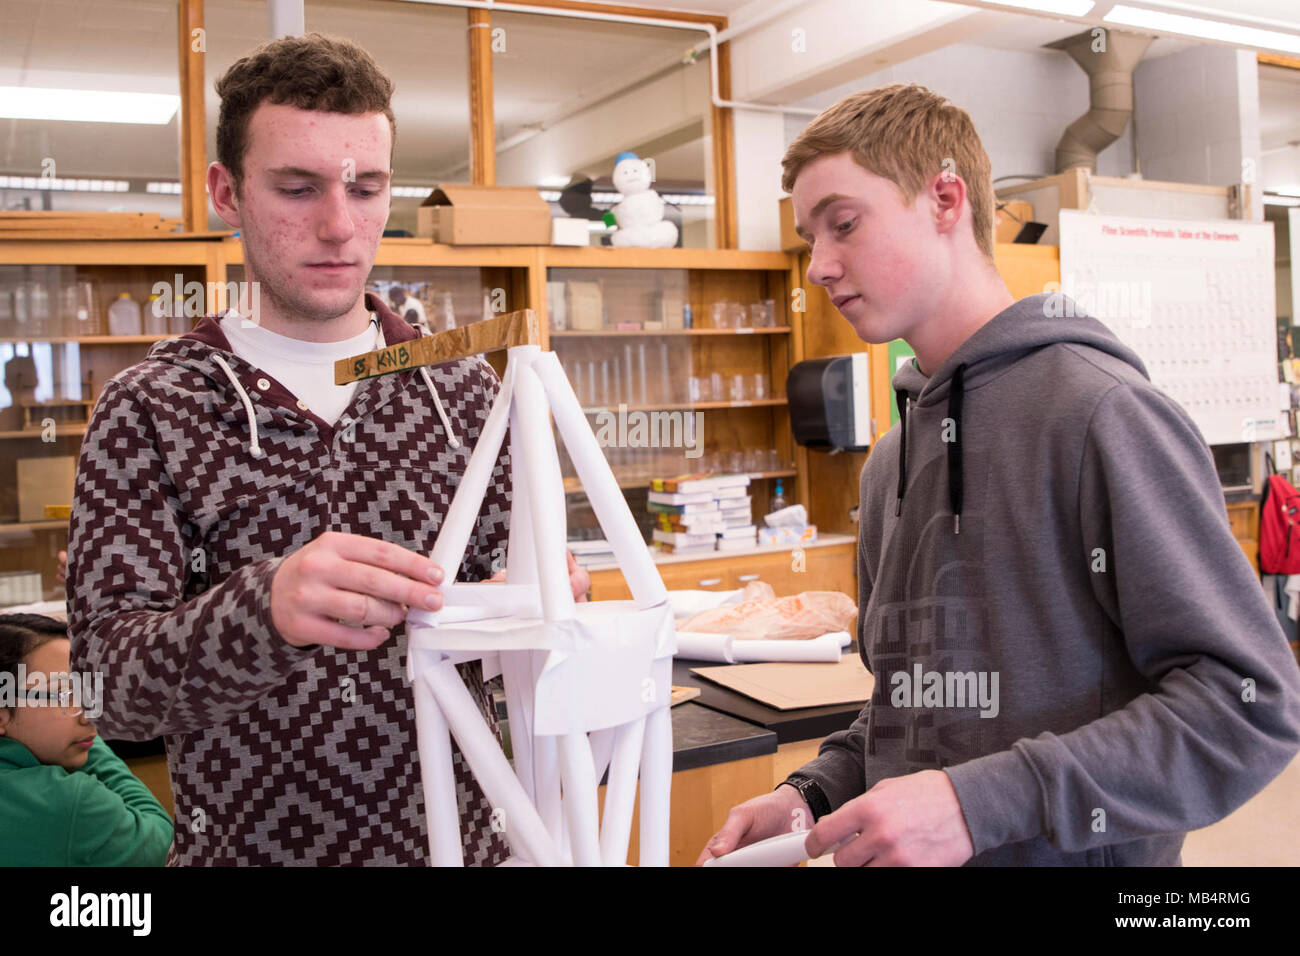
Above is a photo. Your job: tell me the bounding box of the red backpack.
[1260,453,1300,574]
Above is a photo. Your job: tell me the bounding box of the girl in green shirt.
[0,613,173,866]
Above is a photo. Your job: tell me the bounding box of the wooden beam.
[494,0,725,28]
[1259,53,1300,71]
[710,38,737,250]
[177,0,206,232]
[335,309,541,384]
[469,8,495,186]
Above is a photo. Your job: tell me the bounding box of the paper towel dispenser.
[787,354,871,452]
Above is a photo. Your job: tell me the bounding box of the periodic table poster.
[1058,209,1280,446]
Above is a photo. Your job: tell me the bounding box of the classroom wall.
[781,42,1137,187]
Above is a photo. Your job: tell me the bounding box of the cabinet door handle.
[737,573,761,582]
[698,577,723,587]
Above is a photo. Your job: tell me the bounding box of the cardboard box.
[417,184,551,244]
[546,280,568,330]
[778,196,807,252]
[550,217,590,246]
[17,456,76,523]
[565,281,604,331]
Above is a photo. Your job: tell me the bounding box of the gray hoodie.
[787,292,1300,865]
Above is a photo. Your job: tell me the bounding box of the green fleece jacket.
[0,735,173,866]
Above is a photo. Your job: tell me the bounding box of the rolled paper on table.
[535,350,667,610]
[429,357,517,586]
[673,630,849,663]
[673,630,736,662]
[732,631,849,663]
[512,358,576,624]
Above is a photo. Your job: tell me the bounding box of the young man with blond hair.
[700,83,1300,866]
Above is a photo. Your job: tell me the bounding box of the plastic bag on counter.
[678,584,857,641]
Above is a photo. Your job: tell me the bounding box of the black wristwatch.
[782,777,832,822]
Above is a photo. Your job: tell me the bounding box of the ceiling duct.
[1051,29,1153,173]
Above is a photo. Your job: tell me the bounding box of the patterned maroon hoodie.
[67,293,510,865]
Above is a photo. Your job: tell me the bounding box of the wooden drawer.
[587,541,857,601]
[1226,502,1258,541]
[589,560,733,600]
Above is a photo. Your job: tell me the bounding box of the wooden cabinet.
[1226,499,1260,575]
[0,238,816,602]
[588,536,856,601]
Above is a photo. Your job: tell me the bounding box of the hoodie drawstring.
[894,388,909,516]
[212,354,265,459]
[213,322,462,458]
[894,362,966,534]
[415,326,461,450]
[419,364,461,450]
[948,363,966,534]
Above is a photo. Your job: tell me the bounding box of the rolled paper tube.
[407,583,543,627]
[412,657,465,866]
[558,732,602,866]
[534,351,668,610]
[531,650,565,846]
[672,630,736,663]
[702,830,811,868]
[731,632,846,663]
[506,402,539,588]
[429,355,518,584]
[703,830,858,868]
[638,702,673,867]
[588,726,617,783]
[599,716,646,866]
[500,651,537,806]
[512,361,576,624]
[423,657,563,867]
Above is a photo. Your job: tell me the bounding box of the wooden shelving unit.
[0,236,817,598]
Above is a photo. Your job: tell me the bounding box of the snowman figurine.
[608,152,678,248]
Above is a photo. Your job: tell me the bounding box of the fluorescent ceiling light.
[0,86,179,124]
[661,193,716,206]
[391,186,432,198]
[588,191,715,206]
[539,190,563,202]
[983,0,1095,15]
[1105,4,1300,54]
[0,175,129,191]
[146,181,182,194]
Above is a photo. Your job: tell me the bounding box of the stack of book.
[647,473,756,555]
[567,538,616,568]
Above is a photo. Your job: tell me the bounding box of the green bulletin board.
[886,339,916,427]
